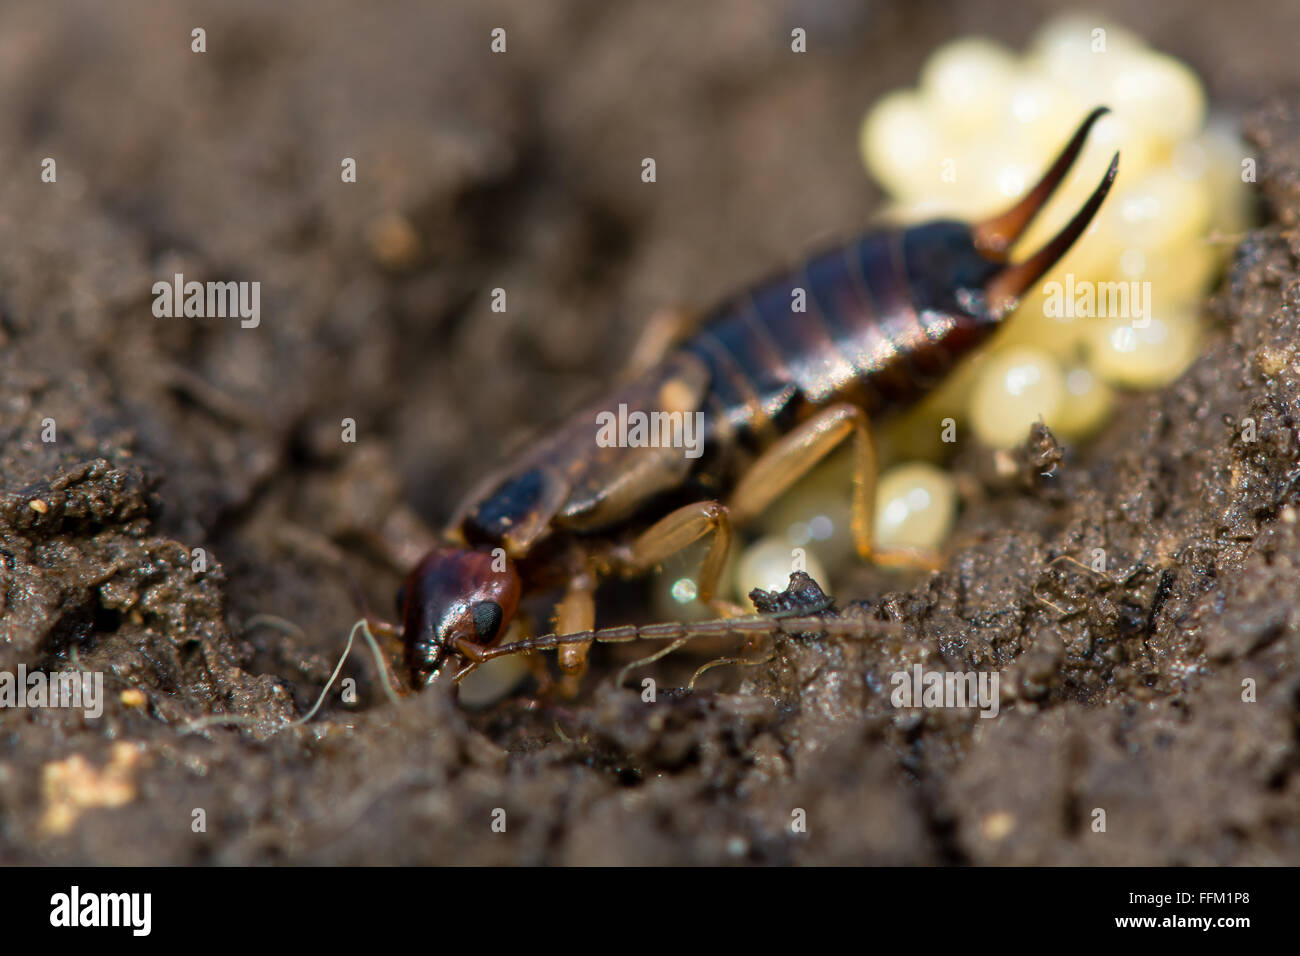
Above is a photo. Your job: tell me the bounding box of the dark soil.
[2,0,1299,864]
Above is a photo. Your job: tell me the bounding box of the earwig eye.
[395,585,407,617]
[471,600,504,640]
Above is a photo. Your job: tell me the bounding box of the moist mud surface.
[2,0,1299,864]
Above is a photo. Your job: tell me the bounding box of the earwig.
[377,106,1121,697]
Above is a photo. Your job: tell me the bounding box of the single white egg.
[1086,310,1202,388]
[1052,364,1116,440]
[1031,13,1145,94]
[990,292,1090,360]
[873,462,958,551]
[1107,48,1207,146]
[1106,168,1212,254]
[1188,120,1257,240]
[1117,241,1220,308]
[970,345,1067,448]
[1002,69,1086,147]
[920,37,1019,135]
[861,90,946,200]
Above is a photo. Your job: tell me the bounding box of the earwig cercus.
[379,106,1120,695]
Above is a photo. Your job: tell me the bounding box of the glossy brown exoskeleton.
[386,108,1120,693]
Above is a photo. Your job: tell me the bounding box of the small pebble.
[733,535,829,610]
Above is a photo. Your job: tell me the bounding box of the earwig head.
[906,107,1119,327]
[399,547,522,688]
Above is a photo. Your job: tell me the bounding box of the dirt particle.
[39,743,147,836]
[981,811,1016,842]
[367,212,422,271]
[1255,344,1291,377]
[120,689,147,709]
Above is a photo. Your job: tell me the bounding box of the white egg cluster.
[862,13,1252,449]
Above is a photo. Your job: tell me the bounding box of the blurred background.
[2,0,1299,864]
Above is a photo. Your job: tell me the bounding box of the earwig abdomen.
[682,221,1005,464]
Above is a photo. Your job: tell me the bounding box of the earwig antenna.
[288,618,390,724]
[303,617,405,713]
[616,637,692,688]
[178,617,403,735]
[458,611,899,683]
[687,647,776,692]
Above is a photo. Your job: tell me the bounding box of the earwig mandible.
[369,106,1120,696]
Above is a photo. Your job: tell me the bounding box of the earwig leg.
[730,404,872,556]
[453,659,480,683]
[626,500,735,605]
[616,636,692,689]
[553,571,597,697]
[523,650,554,695]
[506,617,556,696]
[623,308,697,380]
[687,644,776,692]
[1047,554,1107,580]
[729,403,941,571]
